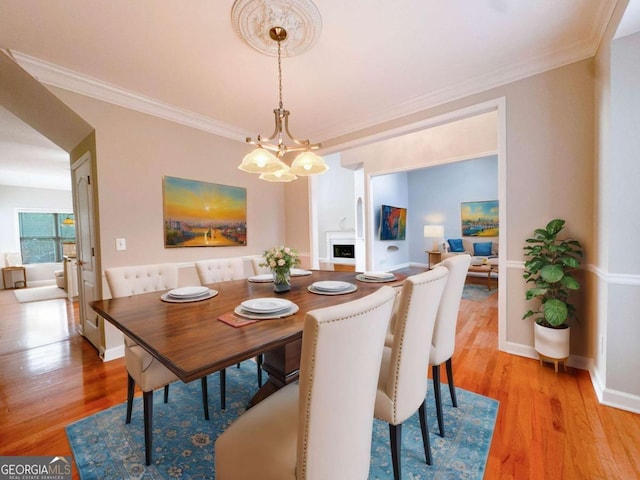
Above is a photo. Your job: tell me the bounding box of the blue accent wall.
[407,155,497,263]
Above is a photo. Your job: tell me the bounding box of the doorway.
[311,98,506,350]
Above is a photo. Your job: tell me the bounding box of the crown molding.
[9,0,615,150]
[313,34,605,143]
[10,51,250,143]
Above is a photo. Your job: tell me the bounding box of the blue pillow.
[448,238,464,252]
[473,241,493,256]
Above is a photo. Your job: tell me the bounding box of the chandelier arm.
[282,113,312,146]
[252,109,285,144]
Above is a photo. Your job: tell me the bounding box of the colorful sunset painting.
[163,176,247,247]
[461,200,499,237]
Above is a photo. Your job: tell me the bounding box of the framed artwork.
[163,176,247,247]
[379,204,407,240]
[461,200,499,236]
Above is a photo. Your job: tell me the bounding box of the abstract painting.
[379,204,407,241]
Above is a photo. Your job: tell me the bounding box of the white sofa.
[442,237,498,260]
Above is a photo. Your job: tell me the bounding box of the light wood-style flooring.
[0,280,638,479]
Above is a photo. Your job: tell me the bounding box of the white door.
[72,153,101,351]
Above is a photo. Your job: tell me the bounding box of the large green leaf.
[540,264,564,283]
[546,219,565,236]
[543,298,568,326]
[561,275,581,290]
[561,256,580,268]
[526,287,547,299]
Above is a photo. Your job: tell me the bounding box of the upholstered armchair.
[215,286,397,480]
[105,263,214,466]
[376,267,449,480]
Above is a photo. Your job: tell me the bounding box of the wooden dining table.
[91,269,409,405]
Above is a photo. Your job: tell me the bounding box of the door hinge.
[87,175,91,185]
[92,247,95,257]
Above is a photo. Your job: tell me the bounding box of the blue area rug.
[66,362,498,479]
[462,283,497,302]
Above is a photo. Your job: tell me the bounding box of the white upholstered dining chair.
[251,256,270,275]
[215,286,397,480]
[375,266,449,480]
[194,257,264,391]
[105,263,216,466]
[195,257,246,283]
[428,254,471,437]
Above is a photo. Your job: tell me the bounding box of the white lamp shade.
[289,151,329,176]
[238,148,286,173]
[423,225,444,238]
[259,168,298,182]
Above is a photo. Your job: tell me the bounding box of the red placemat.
[218,311,259,328]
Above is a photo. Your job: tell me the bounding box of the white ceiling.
[1,0,637,191]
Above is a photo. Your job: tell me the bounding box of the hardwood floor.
[0,283,638,479]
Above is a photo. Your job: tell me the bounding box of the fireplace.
[327,230,356,265]
[333,243,355,260]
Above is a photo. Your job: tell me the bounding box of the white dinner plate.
[290,268,312,277]
[308,284,357,295]
[363,271,395,280]
[161,289,218,303]
[234,303,299,320]
[356,273,397,283]
[311,280,353,292]
[167,286,210,298]
[240,298,293,313]
[248,274,273,283]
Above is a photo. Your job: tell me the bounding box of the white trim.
[11,51,250,142]
[101,344,124,362]
[323,99,501,156]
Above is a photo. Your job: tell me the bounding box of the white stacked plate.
[308,281,357,295]
[356,271,396,283]
[290,268,312,277]
[248,273,273,283]
[161,286,217,303]
[234,297,298,319]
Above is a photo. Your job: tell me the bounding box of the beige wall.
[293,60,596,363]
[50,88,288,279]
[592,0,640,410]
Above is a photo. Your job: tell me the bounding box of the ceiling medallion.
[231,0,322,57]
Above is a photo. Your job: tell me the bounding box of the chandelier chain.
[277,39,283,110]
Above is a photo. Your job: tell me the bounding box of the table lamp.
[423,225,444,252]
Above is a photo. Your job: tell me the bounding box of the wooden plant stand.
[538,353,568,373]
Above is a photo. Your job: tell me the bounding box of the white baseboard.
[101,345,124,362]
[589,364,640,413]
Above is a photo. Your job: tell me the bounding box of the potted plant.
[523,219,583,368]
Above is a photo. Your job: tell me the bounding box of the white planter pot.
[534,322,570,360]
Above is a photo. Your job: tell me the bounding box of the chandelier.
[238,26,328,182]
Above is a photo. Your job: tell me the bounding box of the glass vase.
[272,268,291,293]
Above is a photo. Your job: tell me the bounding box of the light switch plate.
[115,238,126,251]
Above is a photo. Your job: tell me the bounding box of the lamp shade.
[289,151,329,176]
[423,225,444,238]
[238,148,286,173]
[259,168,298,182]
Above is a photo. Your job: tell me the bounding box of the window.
[18,212,75,264]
